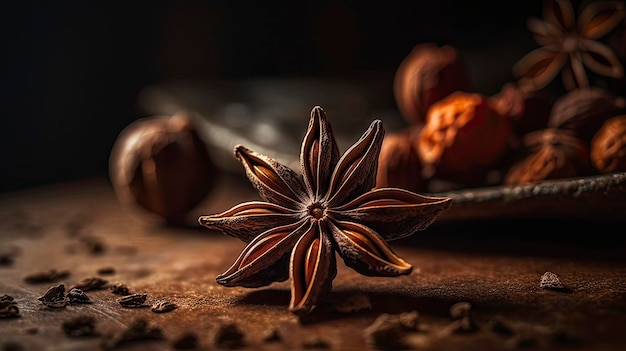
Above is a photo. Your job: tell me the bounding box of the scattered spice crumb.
[363,312,420,350]
[23,269,70,284]
[445,301,479,334]
[109,281,130,295]
[67,288,91,304]
[0,295,20,318]
[333,292,372,314]
[485,317,515,338]
[73,276,108,291]
[0,246,20,266]
[171,332,199,350]
[77,234,106,254]
[151,300,177,313]
[102,318,164,349]
[214,322,245,349]
[117,293,147,308]
[262,328,282,343]
[62,315,99,337]
[97,266,116,275]
[38,284,67,309]
[24,327,38,335]
[539,272,571,292]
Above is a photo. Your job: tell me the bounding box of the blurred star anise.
[513,0,625,92]
[503,128,591,185]
[198,106,452,316]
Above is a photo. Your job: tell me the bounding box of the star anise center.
[307,202,325,219]
[561,34,578,53]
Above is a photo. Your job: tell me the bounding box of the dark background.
[1,1,544,193]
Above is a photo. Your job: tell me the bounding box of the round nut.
[590,115,626,173]
[394,43,472,125]
[376,126,424,192]
[109,111,219,226]
[417,91,514,185]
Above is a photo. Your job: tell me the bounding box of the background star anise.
[199,106,452,316]
[513,0,625,92]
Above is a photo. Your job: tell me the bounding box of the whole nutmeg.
[548,88,626,143]
[590,115,626,173]
[394,43,472,125]
[375,126,424,192]
[503,128,591,185]
[109,111,219,226]
[417,91,514,186]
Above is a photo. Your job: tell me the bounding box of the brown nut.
[394,43,472,125]
[109,111,219,226]
[548,88,626,143]
[376,126,424,192]
[417,91,514,185]
[591,115,626,173]
[503,128,591,185]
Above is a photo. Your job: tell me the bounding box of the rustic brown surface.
[1,175,625,351]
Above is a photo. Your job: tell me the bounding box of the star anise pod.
[198,106,452,316]
[503,128,591,185]
[513,0,625,93]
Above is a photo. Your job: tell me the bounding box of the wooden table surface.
[1,175,625,351]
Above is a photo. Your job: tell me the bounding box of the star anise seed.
[199,106,452,316]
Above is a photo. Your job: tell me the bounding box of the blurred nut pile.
[377,0,626,192]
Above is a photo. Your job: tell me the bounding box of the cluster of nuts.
[376,41,626,193]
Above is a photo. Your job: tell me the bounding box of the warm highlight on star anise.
[513,0,625,92]
[198,106,452,316]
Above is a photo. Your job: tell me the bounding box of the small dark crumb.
[117,293,147,308]
[214,322,245,349]
[23,269,70,284]
[62,315,99,337]
[262,328,282,343]
[446,302,479,334]
[486,317,515,338]
[0,246,20,266]
[449,301,472,319]
[78,235,106,254]
[67,288,92,304]
[398,311,420,331]
[2,341,24,351]
[24,328,38,335]
[171,332,199,350]
[38,284,67,309]
[0,295,20,318]
[539,272,572,292]
[302,336,330,349]
[109,281,130,295]
[73,276,109,291]
[363,312,417,350]
[97,266,116,275]
[151,300,177,313]
[1,295,15,302]
[103,318,164,350]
